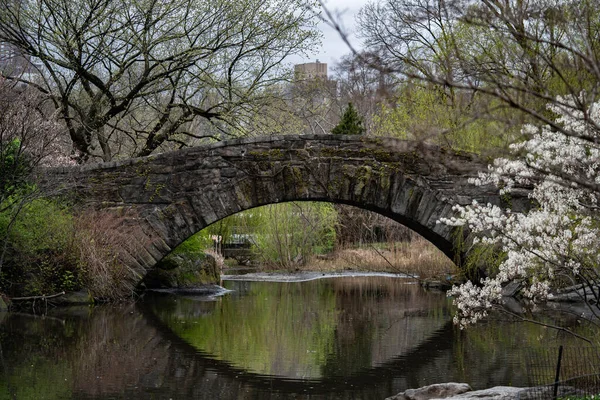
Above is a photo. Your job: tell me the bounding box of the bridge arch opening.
[149,201,455,284]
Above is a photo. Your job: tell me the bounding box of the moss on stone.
[144,252,220,288]
[249,148,284,159]
[149,183,165,202]
[284,166,307,193]
[358,147,393,161]
[319,148,347,158]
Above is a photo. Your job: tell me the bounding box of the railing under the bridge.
[211,233,254,263]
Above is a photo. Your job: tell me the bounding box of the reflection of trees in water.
[0,280,589,400]
[0,312,74,400]
[152,282,340,379]
[320,278,451,377]
[151,279,451,379]
[0,281,457,399]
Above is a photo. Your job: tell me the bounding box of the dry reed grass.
[306,237,457,280]
[204,249,226,273]
[73,211,147,301]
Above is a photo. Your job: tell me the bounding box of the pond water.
[0,276,585,400]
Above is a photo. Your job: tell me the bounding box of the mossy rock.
[155,256,180,271]
[143,252,220,289]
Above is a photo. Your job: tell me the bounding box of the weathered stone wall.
[42,135,530,279]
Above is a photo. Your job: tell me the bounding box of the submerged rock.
[53,290,94,305]
[550,284,599,303]
[447,386,582,400]
[445,387,525,400]
[421,279,452,291]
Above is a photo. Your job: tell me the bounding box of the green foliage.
[1,198,73,254]
[0,138,31,201]
[251,202,337,269]
[0,197,150,300]
[0,198,82,296]
[332,102,365,135]
[372,83,518,153]
[177,202,338,269]
[171,234,212,256]
[175,211,264,255]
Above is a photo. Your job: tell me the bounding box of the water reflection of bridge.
[139,303,457,398]
[151,278,454,379]
[0,296,530,400]
[130,279,462,399]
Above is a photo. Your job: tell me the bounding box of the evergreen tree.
[331,103,365,135]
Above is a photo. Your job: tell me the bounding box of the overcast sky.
[290,0,369,70]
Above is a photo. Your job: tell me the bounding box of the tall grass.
[74,211,147,301]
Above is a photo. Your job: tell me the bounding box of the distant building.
[290,60,338,136]
[294,60,328,81]
[291,60,337,104]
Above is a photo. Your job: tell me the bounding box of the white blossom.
[442,96,600,328]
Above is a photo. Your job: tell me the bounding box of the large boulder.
[444,387,525,400]
[386,384,579,400]
[142,252,221,289]
[386,383,472,400]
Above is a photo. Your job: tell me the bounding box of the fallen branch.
[10,291,66,301]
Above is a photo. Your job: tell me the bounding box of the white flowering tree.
[440,96,600,339]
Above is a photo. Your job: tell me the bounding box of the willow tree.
[0,0,321,162]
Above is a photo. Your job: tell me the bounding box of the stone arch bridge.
[43,135,528,278]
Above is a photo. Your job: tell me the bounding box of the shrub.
[251,202,337,270]
[0,198,80,296]
[0,198,147,301]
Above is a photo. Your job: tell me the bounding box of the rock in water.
[385,385,560,400]
[386,383,472,400]
[142,252,221,289]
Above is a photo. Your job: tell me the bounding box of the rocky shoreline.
[386,382,583,400]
